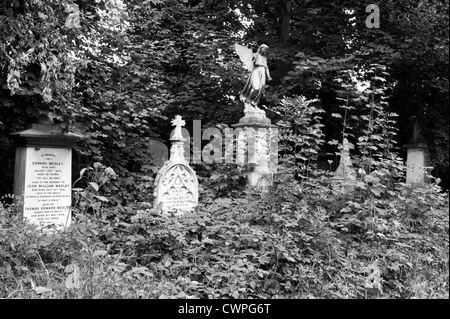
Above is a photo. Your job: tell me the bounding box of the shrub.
[1,160,448,298]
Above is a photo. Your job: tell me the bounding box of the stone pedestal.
[404,136,431,185]
[232,105,278,190]
[10,123,83,229]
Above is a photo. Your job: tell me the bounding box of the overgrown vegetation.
[1,0,449,192]
[1,91,448,299]
[0,0,448,299]
[1,164,448,299]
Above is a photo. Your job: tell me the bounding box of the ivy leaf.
[89,182,99,192]
[38,12,48,20]
[328,139,339,145]
[79,168,87,178]
[370,188,381,197]
[93,250,108,257]
[340,207,352,213]
[94,195,109,202]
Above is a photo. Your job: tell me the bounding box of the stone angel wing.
[234,43,254,72]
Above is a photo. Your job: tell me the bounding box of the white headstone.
[22,147,72,227]
[154,115,198,212]
[404,138,431,185]
[11,123,82,229]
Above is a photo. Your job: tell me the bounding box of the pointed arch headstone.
[154,115,198,212]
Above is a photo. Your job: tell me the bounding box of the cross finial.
[171,115,186,140]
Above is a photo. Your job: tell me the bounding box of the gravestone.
[154,115,198,212]
[404,122,431,185]
[11,122,83,228]
[332,138,357,182]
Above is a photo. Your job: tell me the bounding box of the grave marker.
[404,122,431,185]
[154,115,198,212]
[332,138,356,182]
[11,123,83,228]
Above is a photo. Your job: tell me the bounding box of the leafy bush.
[1,157,448,299]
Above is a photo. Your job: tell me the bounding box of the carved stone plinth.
[233,106,278,190]
[239,103,271,125]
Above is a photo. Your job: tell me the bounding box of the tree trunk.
[280,0,292,45]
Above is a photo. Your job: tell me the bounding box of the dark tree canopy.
[1,0,448,194]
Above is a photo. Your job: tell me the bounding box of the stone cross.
[171,115,186,141]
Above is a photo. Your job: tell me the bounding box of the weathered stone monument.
[404,121,431,185]
[11,120,83,228]
[234,43,278,189]
[154,115,198,212]
[232,107,278,190]
[332,138,357,182]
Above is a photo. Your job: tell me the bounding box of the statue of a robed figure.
[235,43,272,117]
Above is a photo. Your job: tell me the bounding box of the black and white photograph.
[0,0,448,306]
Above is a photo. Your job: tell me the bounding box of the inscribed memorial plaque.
[23,147,72,227]
[155,164,198,211]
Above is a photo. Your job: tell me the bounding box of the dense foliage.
[0,163,448,298]
[0,0,448,299]
[0,0,449,193]
[1,82,449,299]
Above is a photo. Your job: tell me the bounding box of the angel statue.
[235,43,272,110]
